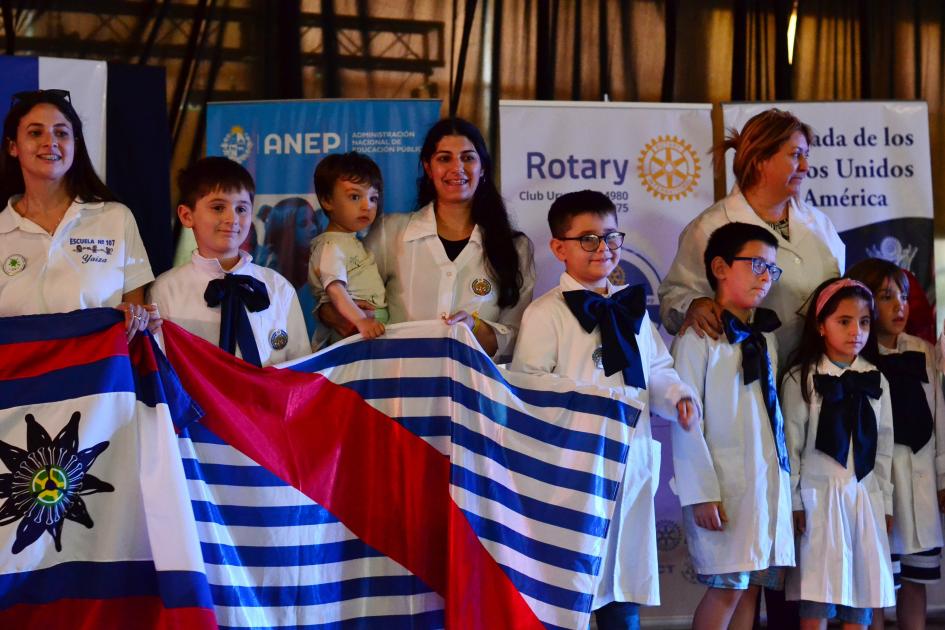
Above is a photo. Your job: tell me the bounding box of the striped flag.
[0,311,640,629]
[0,309,215,628]
[163,320,641,629]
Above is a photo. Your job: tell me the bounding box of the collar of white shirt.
[0,197,104,235]
[558,270,619,297]
[190,249,253,277]
[402,202,484,246]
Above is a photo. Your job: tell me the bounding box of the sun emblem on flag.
[0,412,113,554]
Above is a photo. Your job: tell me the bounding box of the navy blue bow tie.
[722,308,789,473]
[563,285,647,389]
[813,370,882,481]
[874,351,933,453]
[204,273,271,367]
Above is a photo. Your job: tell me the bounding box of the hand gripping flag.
[0,309,215,629]
[161,319,641,630]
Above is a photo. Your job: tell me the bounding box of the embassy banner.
[722,102,936,332]
[203,99,442,335]
[499,100,715,328]
[499,100,716,625]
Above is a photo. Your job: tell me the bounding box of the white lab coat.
[0,198,153,315]
[364,203,535,363]
[670,326,795,575]
[879,333,945,555]
[148,251,310,367]
[782,356,895,608]
[511,272,698,607]
[658,191,845,367]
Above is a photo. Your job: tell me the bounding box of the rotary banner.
[0,310,641,629]
[499,100,715,327]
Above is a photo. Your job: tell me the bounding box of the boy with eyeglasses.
[669,222,794,629]
[511,189,699,629]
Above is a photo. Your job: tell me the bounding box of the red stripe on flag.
[0,597,217,630]
[160,322,543,629]
[0,322,127,381]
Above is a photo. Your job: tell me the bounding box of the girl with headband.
[781,278,896,628]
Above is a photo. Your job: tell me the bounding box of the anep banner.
[499,101,714,328]
[204,99,441,333]
[721,101,935,309]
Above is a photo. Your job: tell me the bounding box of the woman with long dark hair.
[0,89,153,338]
[323,117,535,361]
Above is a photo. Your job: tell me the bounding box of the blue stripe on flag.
[201,538,384,567]
[183,459,288,487]
[461,509,600,576]
[347,377,628,464]
[450,465,608,537]
[0,560,213,608]
[0,56,38,131]
[134,335,203,429]
[451,423,617,499]
[209,575,434,607]
[217,609,445,630]
[500,562,591,613]
[293,337,638,424]
[183,423,228,444]
[192,500,339,527]
[0,307,123,344]
[0,356,134,410]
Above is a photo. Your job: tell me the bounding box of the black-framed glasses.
[732,256,783,282]
[557,231,625,252]
[10,89,72,108]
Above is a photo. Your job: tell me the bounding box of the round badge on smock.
[592,346,604,369]
[269,329,288,350]
[3,254,26,276]
[471,278,492,296]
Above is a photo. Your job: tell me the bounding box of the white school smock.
[879,334,945,555]
[147,251,310,367]
[669,327,795,575]
[0,198,153,315]
[658,191,845,366]
[782,356,895,608]
[510,272,698,607]
[363,203,535,363]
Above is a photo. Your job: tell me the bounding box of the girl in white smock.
[782,278,895,628]
[847,259,945,629]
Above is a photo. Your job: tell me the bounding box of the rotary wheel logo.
[656,519,683,552]
[0,412,113,554]
[637,135,701,201]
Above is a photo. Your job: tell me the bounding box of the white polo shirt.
[148,251,311,367]
[0,198,154,315]
[363,203,535,362]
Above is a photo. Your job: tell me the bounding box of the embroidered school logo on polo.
[3,254,26,276]
[69,237,115,264]
[471,278,492,296]
[269,329,288,350]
